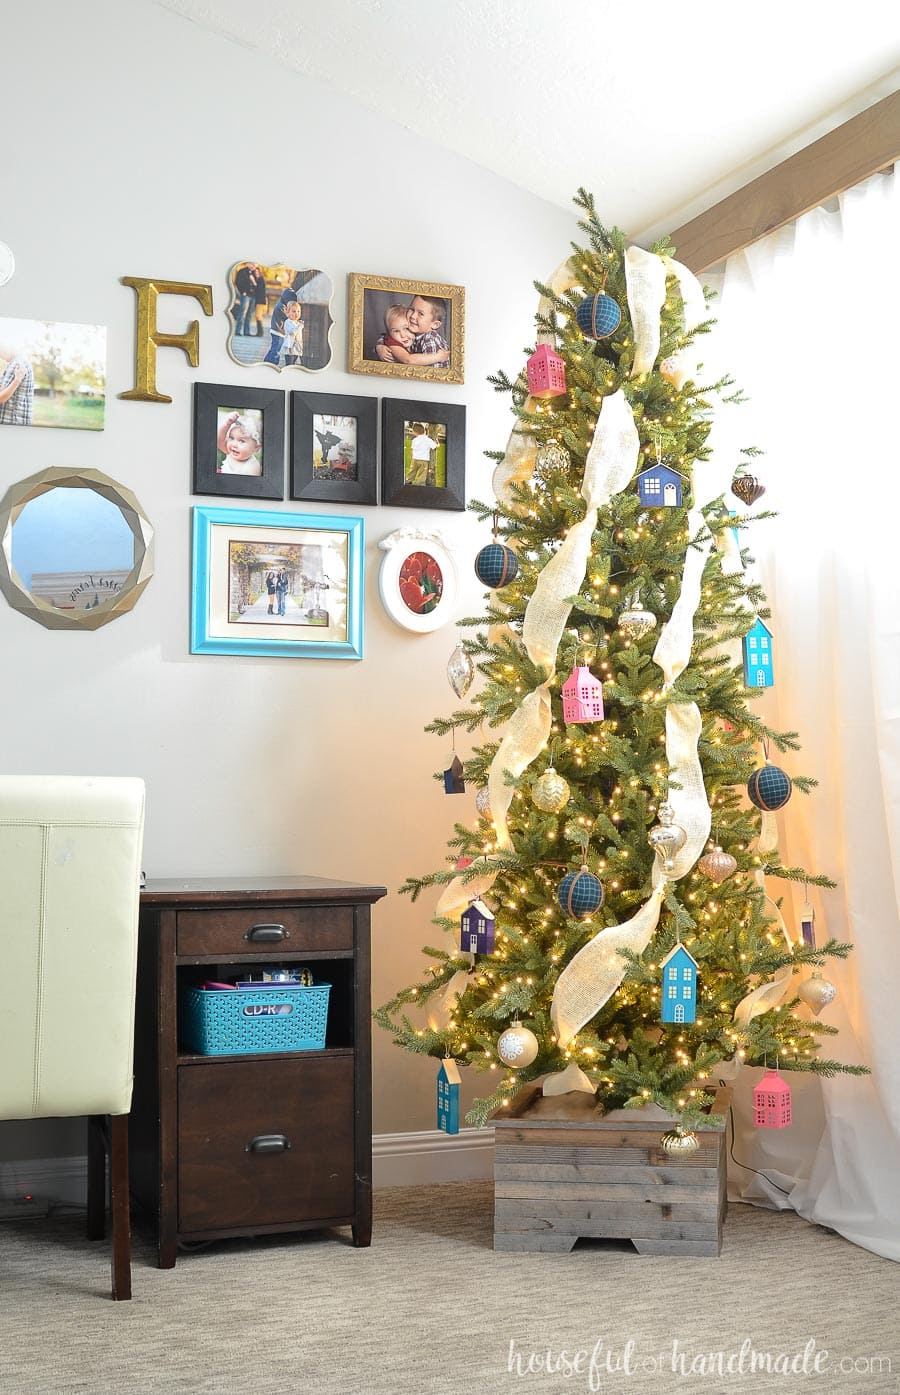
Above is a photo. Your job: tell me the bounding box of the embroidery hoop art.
[377,528,459,633]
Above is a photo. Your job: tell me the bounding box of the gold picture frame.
[347,273,465,385]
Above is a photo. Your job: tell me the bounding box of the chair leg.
[108,1114,132,1301]
[86,1115,106,1241]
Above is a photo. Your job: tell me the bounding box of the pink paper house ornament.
[561,666,604,725]
[526,344,567,399]
[753,1067,792,1129]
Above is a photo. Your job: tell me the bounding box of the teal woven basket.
[180,984,330,1056]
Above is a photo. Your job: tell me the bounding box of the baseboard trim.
[0,1129,496,1209]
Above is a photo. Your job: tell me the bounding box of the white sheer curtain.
[706,168,900,1260]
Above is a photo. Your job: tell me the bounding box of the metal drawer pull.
[244,923,289,943]
[247,1134,291,1154]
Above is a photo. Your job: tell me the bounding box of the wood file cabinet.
[130,876,386,1267]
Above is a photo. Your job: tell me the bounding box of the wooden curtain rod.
[669,89,900,272]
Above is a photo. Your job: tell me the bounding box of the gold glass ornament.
[532,767,570,814]
[697,846,738,884]
[618,606,657,641]
[798,971,837,1016]
[648,801,687,873]
[496,1020,539,1068]
[661,1125,700,1155]
[536,438,570,474]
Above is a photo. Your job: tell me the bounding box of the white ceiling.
[156,0,899,238]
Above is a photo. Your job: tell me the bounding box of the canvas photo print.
[0,317,106,431]
[226,263,334,373]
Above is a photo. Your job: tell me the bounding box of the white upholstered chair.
[0,776,145,1300]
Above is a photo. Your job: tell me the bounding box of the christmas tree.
[376,189,864,1130]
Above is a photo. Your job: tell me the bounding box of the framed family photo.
[290,391,377,505]
[381,398,466,511]
[348,274,464,385]
[191,506,364,660]
[192,382,285,500]
[0,317,106,431]
[225,262,334,372]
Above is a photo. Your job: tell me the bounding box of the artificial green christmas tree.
[376,189,863,1130]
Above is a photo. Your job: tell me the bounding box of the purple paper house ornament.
[561,666,604,725]
[460,899,495,954]
[526,344,567,399]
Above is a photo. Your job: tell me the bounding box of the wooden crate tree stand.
[492,1082,730,1256]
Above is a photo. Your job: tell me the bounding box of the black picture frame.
[381,398,466,511]
[289,391,378,505]
[192,381,285,500]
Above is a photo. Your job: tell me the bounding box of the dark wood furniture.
[130,876,385,1267]
[86,1113,132,1299]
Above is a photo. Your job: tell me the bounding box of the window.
[668,985,677,999]
[668,967,677,980]
[682,984,693,999]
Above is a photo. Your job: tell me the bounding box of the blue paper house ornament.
[660,943,699,1025]
[742,618,774,688]
[637,463,684,508]
[460,899,495,954]
[437,1058,461,1134]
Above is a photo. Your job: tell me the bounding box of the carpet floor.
[0,1184,897,1395]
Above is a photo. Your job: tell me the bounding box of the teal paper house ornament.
[460,898,495,954]
[660,943,699,1024]
[437,1058,461,1134]
[637,463,684,507]
[743,618,774,688]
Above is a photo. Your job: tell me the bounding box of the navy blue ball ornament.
[575,293,621,340]
[557,864,604,918]
[475,542,518,589]
[747,764,792,811]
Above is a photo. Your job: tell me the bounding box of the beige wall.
[0,0,573,1161]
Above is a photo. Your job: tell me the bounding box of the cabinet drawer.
[176,904,353,956]
[178,1056,355,1231]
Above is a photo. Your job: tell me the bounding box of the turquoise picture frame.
[191,505,364,659]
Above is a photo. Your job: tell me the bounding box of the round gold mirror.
[0,467,153,630]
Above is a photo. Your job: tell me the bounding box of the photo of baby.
[349,275,464,385]
[217,408,263,476]
[403,419,447,488]
[312,414,358,480]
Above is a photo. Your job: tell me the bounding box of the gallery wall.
[0,0,575,1164]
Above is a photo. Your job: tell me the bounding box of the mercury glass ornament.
[496,1020,539,1068]
[659,355,680,385]
[647,801,687,873]
[697,846,738,884]
[447,643,475,698]
[536,438,570,474]
[798,972,837,1016]
[531,767,570,814]
[475,786,492,817]
[661,1125,700,1155]
[618,606,657,641]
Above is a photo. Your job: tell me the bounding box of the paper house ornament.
[800,905,816,947]
[561,666,604,724]
[753,1067,792,1128]
[460,898,495,954]
[437,1059,461,1134]
[742,618,774,688]
[525,344,567,399]
[637,463,684,508]
[660,943,699,1024]
[443,754,466,794]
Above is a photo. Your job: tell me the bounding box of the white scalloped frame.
[377,528,459,634]
[225,262,334,373]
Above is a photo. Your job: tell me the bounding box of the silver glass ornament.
[731,474,765,506]
[475,786,492,817]
[496,1020,539,1068]
[447,643,475,698]
[697,846,738,884]
[798,971,837,1016]
[648,801,687,873]
[661,1125,700,1155]
[531,767,570,814]
[618,606,657,641]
